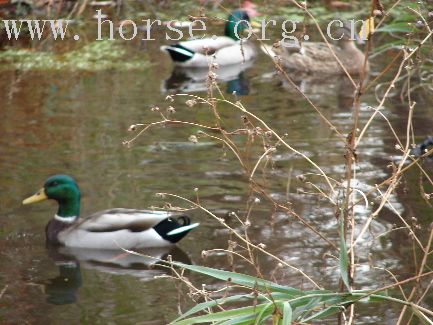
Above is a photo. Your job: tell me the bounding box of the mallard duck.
[22,175,199,249]
[161,2,259,68]
[262,24,369,75]
[412,136,433,158]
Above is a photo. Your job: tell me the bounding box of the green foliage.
[339,216,351,292]
[376,22,413,33]
[372,0,432,97]
[373,1,427,43]
[281,302,292,325]
[0,40,151,71]
[169,263,302,296]
[166,261,432,324]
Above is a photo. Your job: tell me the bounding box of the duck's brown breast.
[45,219,73,245]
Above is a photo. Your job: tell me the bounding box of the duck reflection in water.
[45,261,82,305]
[162,60,253,95]
[44,245,191,305]
[226,72,250,96]
[262,71,367,109]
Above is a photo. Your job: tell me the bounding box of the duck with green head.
[23,175,199,249]
[161,1,259,67]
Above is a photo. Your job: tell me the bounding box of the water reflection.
[226,72,250,96]
[264,70,364,107]
[162,60,254,94]
[45,262,82,305]
[44,245,191,305]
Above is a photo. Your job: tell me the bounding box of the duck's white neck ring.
[54,214,78,223]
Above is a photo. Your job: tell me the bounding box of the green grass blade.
[282,301,293,325]
[339,217,351,292]
[362,292,389,302]
[301,306,342,322]
[171,303,269,325]
[376,22,413,33]
[172,294,251,323]
[169,261,303,296]
[173,292,306,324]
[292,297,322,319]
[217,313,264,325]
[254,302,274,325]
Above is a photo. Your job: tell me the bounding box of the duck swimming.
[161,1,259,68]
[262,23,369,76]
[412,136,433,158]
[22,175,199,249]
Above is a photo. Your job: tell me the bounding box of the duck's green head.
[224,10,252,40]
[23,175,81,218]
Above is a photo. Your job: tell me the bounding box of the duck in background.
[412,136,433,158]
[261,23,369,76]
[161,1,260,68]
[22,175,199,249]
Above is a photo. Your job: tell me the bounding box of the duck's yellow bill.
[23,188,48,205]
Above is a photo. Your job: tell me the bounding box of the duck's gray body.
[46,209,198,250]
[161,9,257,68]
[161,36,256,68]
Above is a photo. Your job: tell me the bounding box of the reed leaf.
[282,301,293,325]
[169,261,302,296]
[339,217,351,292]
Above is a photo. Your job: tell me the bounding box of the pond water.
[0,4,432,324]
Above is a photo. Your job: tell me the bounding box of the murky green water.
[1,5,432,324]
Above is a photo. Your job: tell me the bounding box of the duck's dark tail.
[153,215,199,243]
[161,44,195,63]
[413,136,433,157]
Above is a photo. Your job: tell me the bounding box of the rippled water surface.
[1,8,433,324]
